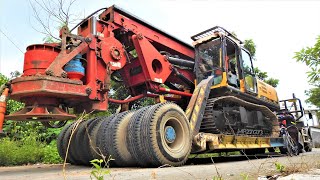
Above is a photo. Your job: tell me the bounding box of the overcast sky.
[0,0,319,108]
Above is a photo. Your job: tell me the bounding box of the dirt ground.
[1,149,320,180]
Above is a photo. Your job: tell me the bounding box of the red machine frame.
[5,5,196,121]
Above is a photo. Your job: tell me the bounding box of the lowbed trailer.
[0,5,312,167]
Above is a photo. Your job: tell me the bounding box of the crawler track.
[201,96,278,135]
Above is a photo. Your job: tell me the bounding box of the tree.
[244,39,256,59]
[305,87,320,108]
[29,0,80,41]
[294,36,320,83]
[243,39,279,87]
[294,36,320,108]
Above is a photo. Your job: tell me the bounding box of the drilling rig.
[0,5,311,167]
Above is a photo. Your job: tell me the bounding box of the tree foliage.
[108,79,155,113]
[243,40,279,87]
[264,78,279,88]
[253,67,279,87]
[294,36,320,108]
[294,36,320,83]
[305,87,320,108]
[244,39,256,58]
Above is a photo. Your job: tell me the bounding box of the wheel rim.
[165,126,176,144]
[161,116,187,155]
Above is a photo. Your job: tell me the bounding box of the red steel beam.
[158,87,192,97]
[100,6,195,59]
[108,94,145,104]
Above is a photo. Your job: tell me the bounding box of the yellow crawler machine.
[188,26,281,154]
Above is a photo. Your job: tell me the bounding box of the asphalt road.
[1,149,320,180]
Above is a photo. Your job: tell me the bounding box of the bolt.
[61,72,67,78]
[137,33,143,40]
[110,47,122,60]
[46,70,53,76]
[86,88,92,95]
[85,37,92,42]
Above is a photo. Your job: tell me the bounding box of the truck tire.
[70,121,89,165]
[93,115,115,160]
[127,106,152,167]
[298,132,305,153]
[99,111,136,167]
[140,102,191,167]
[304,138,313,152]
[281,134,299,156]
[57,122,74,162]
[304,143,313,152]
[62,122,78,164]
[74,118,101,165]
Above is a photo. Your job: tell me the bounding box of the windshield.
[196,38,222,83]
[241,49,253,74]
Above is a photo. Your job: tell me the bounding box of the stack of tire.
[57,102,192,167]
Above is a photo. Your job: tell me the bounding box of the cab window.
[241,50,254,74]
[241,49,256,93]
[196,38,222,84]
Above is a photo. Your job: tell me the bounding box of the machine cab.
[192,26,257,95]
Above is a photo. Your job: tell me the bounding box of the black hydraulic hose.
[70,7,108,32]
[166,56,195,68]
[172,68,194,87]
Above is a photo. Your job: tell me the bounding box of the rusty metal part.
[5,105,76,121]
[9,76,86,101]
[41,120,68,128]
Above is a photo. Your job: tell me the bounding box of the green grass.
[42,140,63,164]
[0,136,62,166]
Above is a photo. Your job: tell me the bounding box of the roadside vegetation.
[294,35,320,115]
[0,73,63,166]
[0,135,62,166]
[0,70,154,167]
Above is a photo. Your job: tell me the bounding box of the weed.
[212,176,223,180]
[90,159,111,180]
[240,173,249,180]
[274,162,285,173]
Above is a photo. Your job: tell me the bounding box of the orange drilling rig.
[0,5,312,167]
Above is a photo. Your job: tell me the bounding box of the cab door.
[195,38,223,85]
[240,49,257,94]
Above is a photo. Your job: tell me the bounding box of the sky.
[0,0,319,108]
